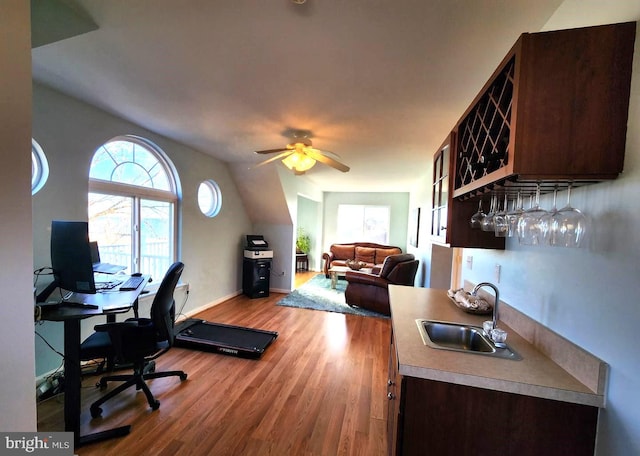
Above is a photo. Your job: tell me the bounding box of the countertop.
[389,285,605,408]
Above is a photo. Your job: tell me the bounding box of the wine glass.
[506,192,524,237]
[481,194,497,232]
[470,200,485,229]
[539,187,559,244]
[494,194,509,237]
[550,184,587,247]
[517,185,547,245]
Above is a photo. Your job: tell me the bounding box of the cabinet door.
[401,378,598,456]
[430,142,449,242]
[433,133,505,249]
[386,332,403,456]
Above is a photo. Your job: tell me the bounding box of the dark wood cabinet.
[430,137,449,243]
[431,133,505,249]
[386,331,403,456]
[453,22,636,200]
[436,22,635,249]
[387,333,599,456]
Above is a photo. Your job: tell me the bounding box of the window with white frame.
[337,204,390,244]
[31,139,49,195]
[197,179,222,217]
[88,136,180,280]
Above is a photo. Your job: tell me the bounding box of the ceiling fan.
[254,132,350,175]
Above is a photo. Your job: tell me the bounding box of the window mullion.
[133,196,141,272]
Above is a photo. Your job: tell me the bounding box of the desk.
[39,277,149,447]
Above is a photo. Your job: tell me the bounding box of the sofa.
[345,253,419,316]
[322,242,402,278]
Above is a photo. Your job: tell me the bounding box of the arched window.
[31,139,49,195]
[88,136,180,280]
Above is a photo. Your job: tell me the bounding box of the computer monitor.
[50,220,96,295]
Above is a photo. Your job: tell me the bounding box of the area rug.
[277,274,388,319]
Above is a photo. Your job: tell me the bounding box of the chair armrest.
[94,321,140,332]
[345,270,389,288]
[93,319,156,362]
[322,252,335,277]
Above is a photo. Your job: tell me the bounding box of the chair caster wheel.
[144,361,156,374]
[97,379,107,389]
[180,373,188,381]
[90,406,102,418]
[151,400,160,410]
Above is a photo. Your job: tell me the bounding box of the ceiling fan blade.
[305,148,350,173]
[253,150,294,167]
[255,148,289,154]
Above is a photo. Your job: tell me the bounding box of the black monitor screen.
[50,221,96,294]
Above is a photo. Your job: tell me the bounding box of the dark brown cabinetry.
[452,22,635,200]
[434,22,635,249]
[431,133,505,248]
[387,333,599,456]
[386,332,402,456]
[430,137,449,243]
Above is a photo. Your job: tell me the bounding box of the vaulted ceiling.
[32,0,565,194]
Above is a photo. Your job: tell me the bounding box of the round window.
[198,179,222,217]
[32,139,49,195]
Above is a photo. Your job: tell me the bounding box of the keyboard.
[119,275,145,291]
[96,280,122,291]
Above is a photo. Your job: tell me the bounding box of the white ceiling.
[31,0,565,193]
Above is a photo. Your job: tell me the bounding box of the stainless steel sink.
[416,319,521,360]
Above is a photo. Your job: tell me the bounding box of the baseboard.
[177,290,243,322]
[270,287,290,294]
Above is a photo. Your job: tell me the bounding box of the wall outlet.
[494,264,501,283]
[466,255,473,270]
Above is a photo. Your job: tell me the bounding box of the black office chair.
[80,262,188,418]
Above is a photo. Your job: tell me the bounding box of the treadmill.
[174,235,278,359]
[174,319,278,359]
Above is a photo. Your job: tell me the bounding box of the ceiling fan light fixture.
[282,151,316,174]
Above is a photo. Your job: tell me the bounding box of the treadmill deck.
[174,318,278,359]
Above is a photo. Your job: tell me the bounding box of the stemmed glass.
[517,185,547,245]
[493,194,509,237]
[539,187,559,244]
[549,184,587,247]
[506,192,524,237]
[481,194,497,232]
[470,200,485,229]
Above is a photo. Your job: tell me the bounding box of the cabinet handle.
[387,392,394,400]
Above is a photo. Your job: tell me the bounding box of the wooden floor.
[37,272,391,455]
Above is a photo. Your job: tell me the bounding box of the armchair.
[344,253,419,316]
[80,262,187,418]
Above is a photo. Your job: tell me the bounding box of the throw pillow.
[375,247,402,265]
[331,244,355,260]
[355,246,376,264]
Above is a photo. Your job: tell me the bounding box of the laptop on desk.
[90,241,127,274]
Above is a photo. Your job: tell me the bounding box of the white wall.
[0,0,37,431]
[458,2,640,454]
[409,165,434,287]
[32,84,253,376]
[297,196,322,271]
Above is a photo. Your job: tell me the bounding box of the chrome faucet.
[472,282,500,331]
